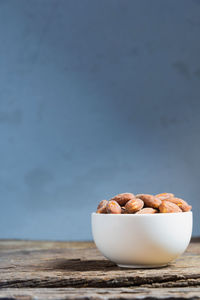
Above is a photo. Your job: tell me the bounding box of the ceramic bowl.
[91,212,192,268]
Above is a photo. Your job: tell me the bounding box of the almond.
[121,207,127,214]
[136,208,157,214]
[165,197,192,212]
[138,194,162,209]
[110,193,135,206]
[125,198,144,213]
[135,194,144,198]
[106,200,121,214]
[159,200,182,213]
[96,200,108,213]
[155,193,174,200]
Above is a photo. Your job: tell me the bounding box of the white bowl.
[91,212,192,268]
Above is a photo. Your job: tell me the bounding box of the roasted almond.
[110,193,135,206]
[136,208,157,214]
[106,200,121,214]
[125,198,144,213]
[96,200,108,213]
[135,194,144,198]
[155,193,174,200]
[159,200,182,213]
[165,197,192,212]
[138,194,162,209]
[121,207,127,214]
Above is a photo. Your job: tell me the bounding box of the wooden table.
[0,239,199,299]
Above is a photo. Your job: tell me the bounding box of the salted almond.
[96,200,108,213]
[125,198,144,213]
[165,197,192,212]
[155,193,174,200]
[106,200,121,214]
[136,208,157,214]
[138,194,162,209]
[110,193,135,206]
[159,200,182,213]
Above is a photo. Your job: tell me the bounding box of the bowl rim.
[92,211,192,217]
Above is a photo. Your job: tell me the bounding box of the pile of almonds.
[96,193,192,214]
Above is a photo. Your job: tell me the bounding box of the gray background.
[0,0,199,240]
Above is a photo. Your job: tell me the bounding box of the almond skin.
[159,200,182,213]
[155,193,174,200]
[121,207,128,214]
[136,208,157,214]
[110,193,135,206]
[106,200,121,214]
[135,194,144,198]
[96,200,108,213]
[138,194,162,209]
[125,198,144,213]
[165,197,192,212]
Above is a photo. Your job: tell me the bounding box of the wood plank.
[0,287,199,300]
[0,240,199,289]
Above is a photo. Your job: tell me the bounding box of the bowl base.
[117,263,168,269]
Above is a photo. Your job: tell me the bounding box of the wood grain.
[0,240,199,288]
[0,240,199,299]
[0,287,200,300]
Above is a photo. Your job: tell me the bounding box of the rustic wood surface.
[0,239,199,299]
[0,287,200,300]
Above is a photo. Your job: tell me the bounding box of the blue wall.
[0,0,199,240]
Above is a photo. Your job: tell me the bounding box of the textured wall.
[0,0,199,240]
